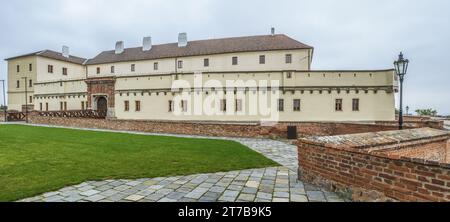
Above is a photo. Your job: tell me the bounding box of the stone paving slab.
[15,123,346,202]
[20,166,344,202]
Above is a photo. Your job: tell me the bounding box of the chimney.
[62,46,69,58]
[143,36,152,51]
[178,32,187,47]
[271,27,275,36]
[115,41,124,54]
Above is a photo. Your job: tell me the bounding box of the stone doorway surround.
[85,77,116,118]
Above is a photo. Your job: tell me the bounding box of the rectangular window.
[259,55,265,64]
[286,72,292,79]
[220,99,227,112]
[29,79,32,87]
[45,103,48,111]
[62,67,68,75]
[64,102,67,111]
[335,99,343,111]
[278,99,284,111]
[352,98,359,111]
[131,64,135,72]
[39,103,43,111]
[96,67,100,74]
[81,101,85,110]
[48,65,53,73]
[181,100,188,112]
[154,62,158,70]
[111,66,115,73]
[168,100,173,112]
[285,54,292,64]
[232,56,238,65]
[177,60,183,69]
[204,58,209,67]
[16,65,20,72]
[135,100,141,112]
[29,63,32,71]
[293,99,301,111]
[29,96,32,103]
[124,101,129,111]
[60,102,63,111]
[16,80,19,88]
[235,99,242,112]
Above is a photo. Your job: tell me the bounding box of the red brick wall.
[297,130,450,202]
[401,116,431,121]
[448,140,450,164]
[278,122,401,136]
[28,115,413,138]
[29,114,276,138]
[27,111,445,139]
[378,141,448,163]
[376,120,444,130]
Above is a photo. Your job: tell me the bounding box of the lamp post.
[0,80,6,122]
[21,77,28,123]
[394,52,409,130]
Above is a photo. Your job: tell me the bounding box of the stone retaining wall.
[297,128,450,202]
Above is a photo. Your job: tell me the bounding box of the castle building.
[5,31,398,122]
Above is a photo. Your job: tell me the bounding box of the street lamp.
[394,52,409,130]
[21,77,28,123]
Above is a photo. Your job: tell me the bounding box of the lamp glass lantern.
[394,52,409,78]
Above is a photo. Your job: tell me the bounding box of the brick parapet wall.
[28,113,276,138]
[398,115,432,121]
[376,120,444,130]
[27,112,444,138]
[280,121,401,136]
[297,128,450,202]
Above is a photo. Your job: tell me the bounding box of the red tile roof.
[5,50,86,65]
[86,34,313,65]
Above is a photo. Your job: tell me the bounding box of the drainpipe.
[175,57,178,73]
[174,57,178,81]
[1,80,6,122]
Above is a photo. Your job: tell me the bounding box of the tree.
[415,108,438,117]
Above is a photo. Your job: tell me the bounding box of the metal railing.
[7,111,26,121]
[36,110,107,119]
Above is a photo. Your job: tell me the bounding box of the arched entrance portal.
[96,97,107,116]
[86,77,116,118]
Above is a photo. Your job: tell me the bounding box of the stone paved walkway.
[15,123,345,202]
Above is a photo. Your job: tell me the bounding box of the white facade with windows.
[6,32,397,122]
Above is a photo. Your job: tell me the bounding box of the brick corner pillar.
[447,139,450,163]
[294,139,305,181]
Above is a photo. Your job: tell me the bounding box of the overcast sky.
[1,0,449,115]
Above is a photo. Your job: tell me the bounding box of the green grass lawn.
[0,124,278,201]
